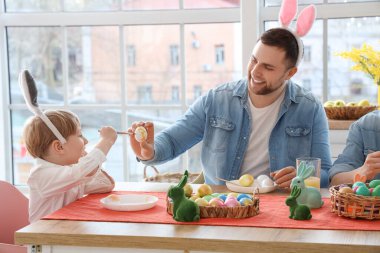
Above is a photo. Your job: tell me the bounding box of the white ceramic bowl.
[100,194,158,211]
[226,180,277,194]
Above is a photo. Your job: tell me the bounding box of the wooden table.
[15,182,380,253]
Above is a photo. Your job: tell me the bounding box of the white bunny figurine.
[290,161,323,209]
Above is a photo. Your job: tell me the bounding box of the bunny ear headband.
[18,70,67,144]
[278,0,316,66]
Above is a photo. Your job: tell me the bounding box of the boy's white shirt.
[27,148,114,223]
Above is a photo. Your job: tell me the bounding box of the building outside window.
[171,85,179,102]
[170,44,179,66]
[127,45,136,66]
[193,85,202,100]
[215,44,225,65]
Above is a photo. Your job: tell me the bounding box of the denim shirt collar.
[232,78,299,108]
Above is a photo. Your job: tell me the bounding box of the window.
[215,44,225,65]
[302,79,312,91]
[262,1,380,103]
[137,85,152,103]
[172,86,179,102]
[194,85,202,100]
[303,46,311,63]
[127,45,136,66]
[170,45,179,66]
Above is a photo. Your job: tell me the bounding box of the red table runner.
[44,191,380,231]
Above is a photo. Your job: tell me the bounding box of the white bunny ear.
[295,5,316,37]
[279,0,298,27]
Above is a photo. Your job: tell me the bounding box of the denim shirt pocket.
[205,116,235,152]
[285,127,311,161]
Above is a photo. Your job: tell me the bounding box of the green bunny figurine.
[286,186,312,220]
[168,170,200,222]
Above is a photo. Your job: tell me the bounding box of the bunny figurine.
[290,161,324,209]
[167,170,200,222]
[286,186,312,220]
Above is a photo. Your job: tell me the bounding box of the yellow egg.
[339,187,354,194]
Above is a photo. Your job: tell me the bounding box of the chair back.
[0,181,29,244]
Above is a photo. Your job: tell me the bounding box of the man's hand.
[357,151,380,180]
[270,166,296,188]
[128,121,155,161]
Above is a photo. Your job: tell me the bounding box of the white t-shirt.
[241,91,285,177]
[28,148,114,223]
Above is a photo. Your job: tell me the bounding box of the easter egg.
[237,194,252,201]
[197,184,213,197]
[355,185,370,196]
[189,194,199,201]
[239,197,253,206]
[218,194,227,202]
[256,174,270,184]
[183,184,193,197]
[239,174,254,187]
[224,197,240,207]
[202,195,213,202]
[372,185,380,197]
[195,198,209,206]
[227,193,239,199]
[369,179,380,188]
[209,198,224,207]
[261,178,274,187]
[339,187,354,194]
[352,181,366,189]
[134,126,148,142]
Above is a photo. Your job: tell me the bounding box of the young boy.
[23,109,117,223]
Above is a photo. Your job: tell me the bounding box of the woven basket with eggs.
[166,193,260,219]
[324,105,377,120]
[329,184,380,220]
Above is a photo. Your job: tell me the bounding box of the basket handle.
[143,165,160,179]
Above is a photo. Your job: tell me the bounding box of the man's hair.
[23,110,80,158]
[259,28,300,68]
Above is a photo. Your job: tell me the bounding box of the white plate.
[226,180,277,194]
[100,194,158,211]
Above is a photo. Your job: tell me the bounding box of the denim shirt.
[144,79,331,187]
[330,110,380,181]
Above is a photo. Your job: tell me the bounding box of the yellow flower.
[335,42,380,86]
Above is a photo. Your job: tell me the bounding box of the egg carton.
[329,184,380,220]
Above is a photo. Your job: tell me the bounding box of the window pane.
[329,0,379,3]
[264,20,323,99]
[126,109,183,181]
[328,17,380,104]
[12,110,34,185]
[5,0,61,12]
[124,25,181,105]
[72,109,123,181]
[7,27,64,105]
[264,0,322,7]
[185,23,242,104]
[122,0,179,10]
[67,26,121,104]
[184,0,240,9]
[64,0,119,11]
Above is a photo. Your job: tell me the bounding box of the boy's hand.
[128,121,154,161]
[270,166,296,188]
[99,126,117,144]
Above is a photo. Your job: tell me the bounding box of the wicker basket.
[166,194,260,219]
[329,184,380,220]
[143,165,200,183]
[324,106,377,120]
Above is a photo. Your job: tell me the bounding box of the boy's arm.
[84,169,115,194]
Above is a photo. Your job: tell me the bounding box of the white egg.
[261,178,274,187]
[256,174,270,184]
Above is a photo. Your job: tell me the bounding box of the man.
[330,110,380,186]
[129,28,331,188]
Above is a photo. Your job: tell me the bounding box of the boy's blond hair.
[23,110,80,158]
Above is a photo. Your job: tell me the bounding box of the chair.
[0,180,29,252]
